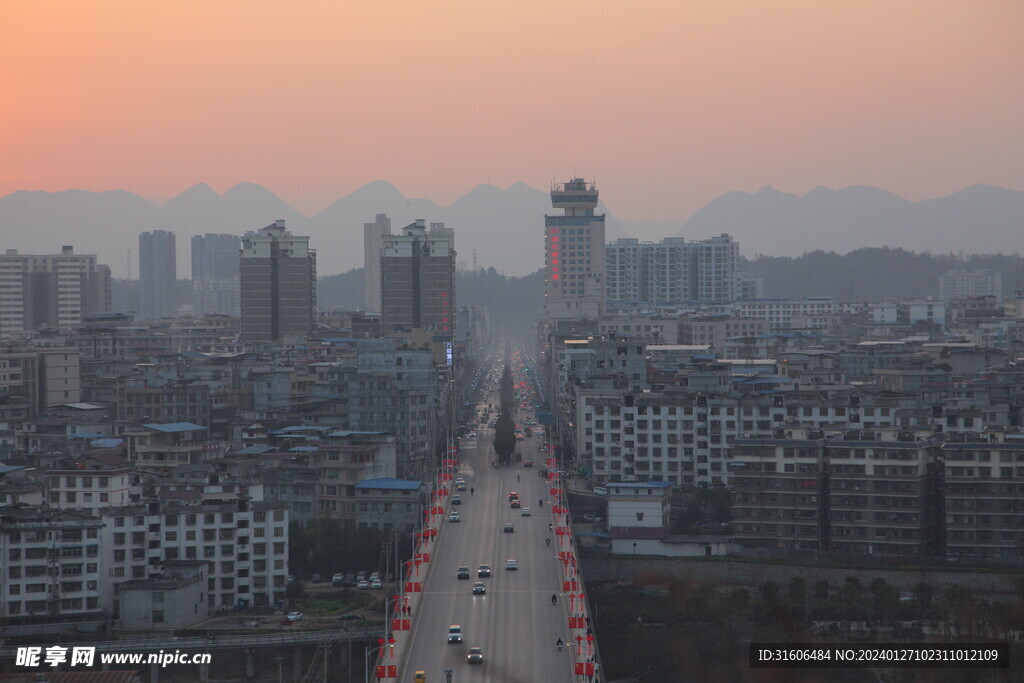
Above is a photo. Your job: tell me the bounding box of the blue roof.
[142,422,207,433]
[235,445,275,455]
[356,477,422,491]
[288,446,319,452]
[607,480,674,488]
[0,464,25,475]
[328,430,388,438]
[270,425,335,434]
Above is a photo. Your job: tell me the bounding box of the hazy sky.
[2,0,1021,221]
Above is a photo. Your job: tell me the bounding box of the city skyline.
[2,1,1021,224]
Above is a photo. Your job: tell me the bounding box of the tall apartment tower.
[0,247,111,339]
[191,233,241,316]
[605,234,739,305]
[363,213,392,314]
[240,220,316,343]
[380,219,456,338]
[544,178,606,320]
[138,230,177,320]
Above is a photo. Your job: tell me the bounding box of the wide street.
[399,394,574,682]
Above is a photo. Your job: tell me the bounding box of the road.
[400,407,574,682]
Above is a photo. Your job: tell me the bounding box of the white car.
[449,512,461,523]
[286,611,303,621]
[357,580,369,589]
[447,624,463,643]
[371,579,382,589]
[505,559,518,570]
[521,507,531,516]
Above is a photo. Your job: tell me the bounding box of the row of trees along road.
[493,362,516,465]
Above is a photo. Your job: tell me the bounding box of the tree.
[493,364,517,464]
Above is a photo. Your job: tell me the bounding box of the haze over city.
[2,0,1021,227]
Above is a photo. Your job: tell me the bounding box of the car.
[593,487,608,496]
[371,580,382,589]
[524,460,533,468]
[456,566,470,579]
[452,495,462,505]
[510,499,521,508]
[508,492,519,501]
[469,431,477,438]
[370,571,381,581]
[337,613,360,621]
[467,647,484,664]
[447,625,463,643]
[356,571,366,582]
[455,481,467,491]
[505,559,518,570]
[521,507,531,516]
[311,573,322,583]
[332,572,345,586]
[286,611,303,621]
[449,511,461,522]
[477,564,491,577]
[503,523,514,533]
[358,580,369,589]
[472,581,486,594]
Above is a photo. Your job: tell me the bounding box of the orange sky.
[1,0,1021,220]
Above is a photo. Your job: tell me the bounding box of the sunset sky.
[1,0,1021,221]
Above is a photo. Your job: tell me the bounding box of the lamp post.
[364,641,389,683]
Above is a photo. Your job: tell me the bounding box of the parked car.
[332,573,345,586]
[286,611,303,621]
[358,580,369,589]
[371,579,382,589]
[593,487,608,496]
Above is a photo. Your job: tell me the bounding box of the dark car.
[503,523,514,533]
[457,566,470,579]
[452,496,462,506]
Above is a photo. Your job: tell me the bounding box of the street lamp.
[363,641,390,683]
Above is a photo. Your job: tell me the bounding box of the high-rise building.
[191,233,241,316]
[938,269,1003,302]
[363,214,392,314]
[240,220,316,343]
[605,234,740,305]
[380,219,456,338]
[544,178,606,320]
[139,230,177,320]
[0,246,111,339]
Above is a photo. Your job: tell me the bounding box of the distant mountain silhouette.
[678,184,1024,257]
[1,182,1020,278]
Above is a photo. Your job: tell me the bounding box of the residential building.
[116,564,208,629]
[544,178,606,320]
[0,247,111,339]
[125,422,209,471]
[99,500,289,610]
[191,233,241,317]
[380,219,456,339]
[138,230,177,321]
[606,480,673,555]
[938,269,1002,302]
[240,220,316,343]
[0,508,105,623]
[605,234,739,306]
[353,477,425,531]
[46,453,137,514]
[363,213,391,314]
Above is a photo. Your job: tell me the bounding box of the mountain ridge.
[1,182,1021,277]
